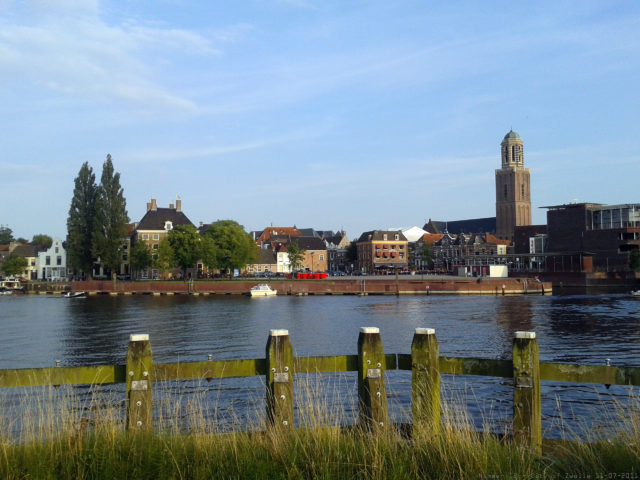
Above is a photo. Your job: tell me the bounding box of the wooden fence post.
[357,327,388,430]
[126,334,153,432]
[266,329,294,430]
[512,331,541,451]
[411,328,440,437]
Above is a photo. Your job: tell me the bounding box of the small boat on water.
[64,291,87,298]
[0,279,24,295]
[250,284,277,297]
[632,290,640,298]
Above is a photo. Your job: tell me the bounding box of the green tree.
[0,226,14,244]
[286,240,305,273]
[130,241,152,279]
[67,162,98,276]
[344,240,357,265]
[203,220,257,277]
[31,234,53,248]
[630,249,640,271]
[419,242,433,269]
[1,254,27,277]
[167,225,201,278]
[93,154,129,278]
[154,238,176,279]
[199,236,217,273]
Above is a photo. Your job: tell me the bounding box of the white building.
[37,238,67,280]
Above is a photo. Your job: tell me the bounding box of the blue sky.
[1,0,639,241]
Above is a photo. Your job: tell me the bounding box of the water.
[1,293,639,437]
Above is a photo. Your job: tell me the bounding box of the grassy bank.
[1,384,639,478]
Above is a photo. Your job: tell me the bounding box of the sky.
[1,1,639,241]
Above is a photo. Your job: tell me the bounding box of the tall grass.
[0,377,639,479]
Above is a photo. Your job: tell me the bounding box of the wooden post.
[411,328,440,437]
[512,331,541,451]
[266,329,294,430]
[357,327,388,430]
[126,334,153,431]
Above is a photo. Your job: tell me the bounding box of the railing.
[1,329,639,451]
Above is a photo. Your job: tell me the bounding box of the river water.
[1,293,639,438]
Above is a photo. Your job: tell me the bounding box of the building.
[431,232,510,273]
[324,231,350,272]
[495,130,532,242]
[133,198,195,279]
[294,236,328,272]
[543,202,640,271]
[244,248,278,275]
[37,238,67,281]
[356,230,409,274]
[424,218,496,236]
[9,243,39,280]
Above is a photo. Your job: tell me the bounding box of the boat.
[632,290,640,297]
[0,279,24,295]
[250,284,277,297]
[64,291,87,298]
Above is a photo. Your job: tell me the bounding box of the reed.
[0,377,638,479]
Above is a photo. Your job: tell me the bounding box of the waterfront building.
[543,202,640,271]
[37,238,67,281]
[495,130,532,242]
[356,230,409,274]
[244,248,278,275]
[324,231,350,272]
[133,198,195,279]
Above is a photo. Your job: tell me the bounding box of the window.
[122,254,128,261]
[395,234,399,240]
[521,184,524,199]
[503,184,507,199]
[152,254,158,260]
[319,254,324,261]
[153,244,159,250]
[164,221,173,231]
[56,256,62,265]
[153,234,159,240]
[383,234,388,241]
[399,253,404,259]
[141,234,149,240]
[46,256,50,265]
[55,247,59,253]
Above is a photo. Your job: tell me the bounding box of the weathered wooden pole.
[126,334,153,431]
[512,331,541,451]
[357,327,388,430]
[266,329,294,430]
[411,328,440,437]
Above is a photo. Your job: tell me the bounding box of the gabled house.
[244,248,278,275]
[37,238,67,281]
[324,231,350,272]
[10,243,39,280]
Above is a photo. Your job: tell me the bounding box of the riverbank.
[65,277,552,296]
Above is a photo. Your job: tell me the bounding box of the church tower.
[495,130,531,242]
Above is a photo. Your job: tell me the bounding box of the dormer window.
[164,221,173,231]
[394,234,399,240]
[383,234,388,241]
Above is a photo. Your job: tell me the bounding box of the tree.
[67,162,98,276]
[167,225,201,278]
[154,238,176,279]
[419,242,433,270]
[203,220,257,276]
[199,236,217,273]
[31,234,53,248]
[286,240,305,273]
[130,241,152,279]
[1,254,27,277]
[93,154,129,278]
[344,241,357,265]
[630,249,640,271]
[15,238,28,244]
[0,226,14,244]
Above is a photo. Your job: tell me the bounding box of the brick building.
[357,230,409,273]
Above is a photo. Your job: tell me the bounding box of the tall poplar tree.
[67,162,98,276]
[93,154,130,278]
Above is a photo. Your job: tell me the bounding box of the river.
[1,293,639,438]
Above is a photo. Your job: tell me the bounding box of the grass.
[0,378,639,479]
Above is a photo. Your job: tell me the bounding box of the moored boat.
[64,291,87,298]
[632,290,640,297]
[0,279,25,294]
[250,284,277,297]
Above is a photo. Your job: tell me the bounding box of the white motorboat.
[632,290,640,298]
[64,291,87,298]
[250,284,277,297]
[0,279,24,294]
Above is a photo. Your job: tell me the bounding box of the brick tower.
[495,130,531,242]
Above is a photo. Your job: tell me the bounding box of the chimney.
[176,199,182,212]
[146,202,151,211]
[151,198,157,211]
[169,203,174,210]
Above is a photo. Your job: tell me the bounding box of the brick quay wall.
[68,277,551,296]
